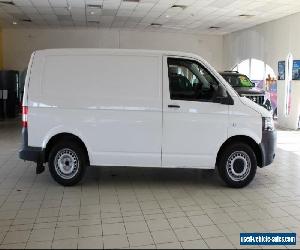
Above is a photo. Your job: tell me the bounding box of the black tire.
[217,143,257,188]
[48,140,87,186]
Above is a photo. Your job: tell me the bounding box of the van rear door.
[162,56,229,168]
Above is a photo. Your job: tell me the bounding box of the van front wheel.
[48,141,87,186]
[218,143,257,188]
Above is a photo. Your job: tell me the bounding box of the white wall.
[2,28,224,72]
[224,12,300,130]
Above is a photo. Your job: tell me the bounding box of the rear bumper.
[19,127,44,163]
[259,130,277,167]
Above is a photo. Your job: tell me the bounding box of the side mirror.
[215,85,234,105]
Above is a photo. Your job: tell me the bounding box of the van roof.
[34,48,202,60]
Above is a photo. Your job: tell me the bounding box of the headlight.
[263,117,274,131]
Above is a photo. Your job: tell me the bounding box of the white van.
[19,49,276,188]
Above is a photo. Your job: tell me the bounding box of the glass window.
[168,58,219,102]
[250,58,265,81]
[237,59,250,77]
[238,75,254,87]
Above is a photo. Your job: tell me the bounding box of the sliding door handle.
[168,104,180,108]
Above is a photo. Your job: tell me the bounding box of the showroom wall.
[223,12,300,130]
[2,28,224,72]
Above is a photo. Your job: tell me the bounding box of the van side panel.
[28,53,163,167]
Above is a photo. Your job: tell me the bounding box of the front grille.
[246,95,264,105]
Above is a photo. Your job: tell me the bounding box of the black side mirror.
[215,85,234,105]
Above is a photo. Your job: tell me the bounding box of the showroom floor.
[0,118,299,249]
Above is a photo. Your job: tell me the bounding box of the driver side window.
[168,58,219,102]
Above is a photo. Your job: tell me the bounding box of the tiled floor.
[0,118,299,249]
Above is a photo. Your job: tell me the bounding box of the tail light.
[22,106,28,128]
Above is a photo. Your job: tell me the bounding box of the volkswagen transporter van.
[19,49,276,188]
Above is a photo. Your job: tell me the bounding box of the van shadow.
[83,166,223,188]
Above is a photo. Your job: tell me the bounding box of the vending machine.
[0,70,19,119]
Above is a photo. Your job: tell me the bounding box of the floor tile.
[127,232,154,247]
[78,236,103,249]
[217,222,243,236]
[196,224,224,238]
[52,238,78,249]
[54,227,78,240]
[103,234,129,249]
[189,215,214,227]
[147,218,171,231]
[102,222,126,235]
[28,228,55,242]
[26,241,52,249]
[79,224,102,237]
[204,236,235,249]
[168,217,192,229]
[3,230,31,244]
[156,241,182,249]
[151,229,178,244]
[174,227,201,242]
[181,239,208,249]
[125,221,149,234]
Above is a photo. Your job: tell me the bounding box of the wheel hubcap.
[54,148,79,179]
[226,151,251,181]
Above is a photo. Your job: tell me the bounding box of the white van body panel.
[228,96,262,144]
[27,50,163,167]
[24,49,267,169]
[162,56,229,169]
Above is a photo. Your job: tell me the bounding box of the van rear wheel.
[48,141,87,186]
[218,143,257,188]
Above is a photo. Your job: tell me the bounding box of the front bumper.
[259,130,277,167]
[19,127,44,163]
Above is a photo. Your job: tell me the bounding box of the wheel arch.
[216,135,262,167]
[44,133,90,165]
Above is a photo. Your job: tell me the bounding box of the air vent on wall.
[0,1,15,5]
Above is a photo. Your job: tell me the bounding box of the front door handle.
[168,104,180,108]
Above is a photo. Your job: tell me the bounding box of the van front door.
[162,57,229,168]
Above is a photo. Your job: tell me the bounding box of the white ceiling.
[0,0,300,34]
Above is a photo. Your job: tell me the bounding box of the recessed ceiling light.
[0,1,15,6]
[171,4,187,10]
[165,15,170,18]
[12,21,17,25]
[150,23,162,27]
[21,18,32,23]
[239,14,255,18]
[90,11,95,15]
[86,4,102,9]
[87,20,100,24]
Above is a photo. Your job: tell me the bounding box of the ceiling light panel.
[0,0,298,33]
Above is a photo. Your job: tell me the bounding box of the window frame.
[167,57,220,103]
